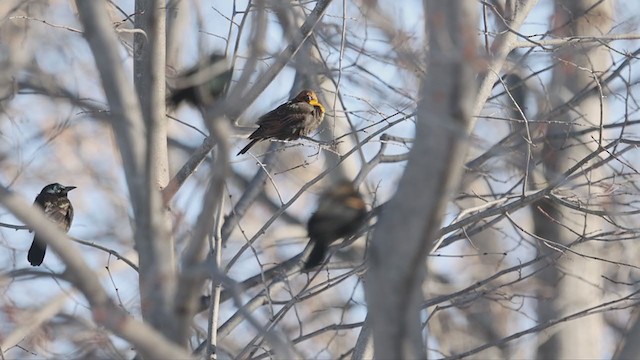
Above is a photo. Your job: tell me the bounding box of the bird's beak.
[308,99,325,113]
[64,186,77,192]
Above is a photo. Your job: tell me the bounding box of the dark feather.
[303,241,327,270]
[28,184,75,266]
[236,90,325,156]
[167,54,231,108]
[302,180,367,270]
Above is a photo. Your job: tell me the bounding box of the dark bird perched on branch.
[28,183,76,266]
[303,180,367,270]
[167,53,232,109]
[236,89,325,155]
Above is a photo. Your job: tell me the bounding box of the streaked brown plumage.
[303,180,367,270]
[237,89,325,155]
[28,183,76,266]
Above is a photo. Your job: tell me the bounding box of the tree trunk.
[134,0,179,345]
[364,1,477,358]
[535,1,612,358]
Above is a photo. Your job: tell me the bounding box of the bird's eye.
[305,94,312,102]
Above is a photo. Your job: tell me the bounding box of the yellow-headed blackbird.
[237,89,325,155]
[28,183,75,266]
[303,180,367,270]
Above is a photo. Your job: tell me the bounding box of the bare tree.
[0,0,639,359]
[535,1,613,358]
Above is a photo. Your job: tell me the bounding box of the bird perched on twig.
[236,89,325,155]
[167,53,232,109]
[28,183,76,266]
[303,180,367,270]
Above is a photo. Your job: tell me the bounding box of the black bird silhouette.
[28,183,76,266]
[303,180,367,270]
[237,90,325,155]
[167,53,232,109]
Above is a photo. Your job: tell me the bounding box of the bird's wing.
[39,197,73,232]
[252,102,314,137]
[307,191,366,240]
[307,199,347,239]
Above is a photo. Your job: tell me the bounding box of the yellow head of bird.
[296,90,325,114]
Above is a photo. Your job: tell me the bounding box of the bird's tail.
[28,237,47,266]
[166,92,181,109]
[166,87,191,109]
[237,139,260,155]
[303,241,326,271]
